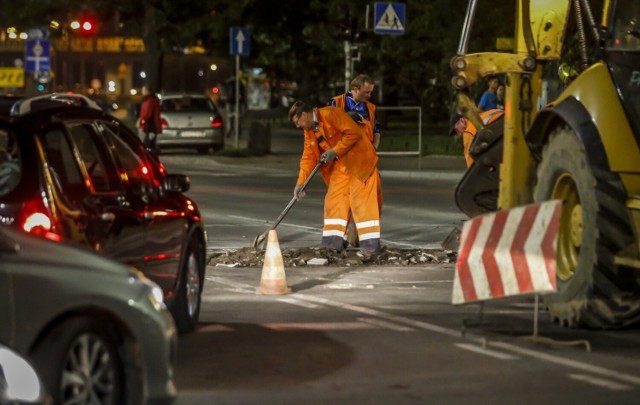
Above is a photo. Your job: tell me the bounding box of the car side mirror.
[165,174,190,193]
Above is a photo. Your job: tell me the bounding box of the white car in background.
[159,94,225,154]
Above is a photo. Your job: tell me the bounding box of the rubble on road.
[208,246,456,268]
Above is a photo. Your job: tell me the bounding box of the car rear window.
[41,129,86,196]
[0,127,21,196]
[162,97,215,113]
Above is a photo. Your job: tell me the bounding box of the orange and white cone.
[257,230,291,295]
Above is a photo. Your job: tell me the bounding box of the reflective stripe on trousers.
[322,163,381,242]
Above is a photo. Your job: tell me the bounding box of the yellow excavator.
[451,0,640,328]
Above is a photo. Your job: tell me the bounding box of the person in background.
[496,84,505,110]
[450,109,504,167]
[477,76,500,112]
[329,74,382,247]
[289,100,382,255]
[138,85,162,156]
[329,74,381,150]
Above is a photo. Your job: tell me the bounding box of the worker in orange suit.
[289,100,382,255]
[329,74,381,150]
[450,109,504,167]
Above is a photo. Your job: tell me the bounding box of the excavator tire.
[534,127,640,329]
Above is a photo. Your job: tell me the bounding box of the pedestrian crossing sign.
[374,2,406,35]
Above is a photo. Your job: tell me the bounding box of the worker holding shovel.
[289,100,382,255]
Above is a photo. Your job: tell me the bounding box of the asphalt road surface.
[159,151,640,405]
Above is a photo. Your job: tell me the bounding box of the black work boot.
[359,239,381,255]
[321,236,345,252]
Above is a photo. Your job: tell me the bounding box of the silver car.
[159,94,224,154]
[0,226,177,404]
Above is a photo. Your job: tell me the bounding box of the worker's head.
[350,74,375,103]
[449,113,467,136]
[289,101,314,130]
[487,76,499,91]
[497,84,505,100]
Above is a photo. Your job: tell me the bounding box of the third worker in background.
[329,74,381,150]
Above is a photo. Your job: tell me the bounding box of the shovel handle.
[270,161,322,230]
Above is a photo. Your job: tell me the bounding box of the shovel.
[252,161,323,249]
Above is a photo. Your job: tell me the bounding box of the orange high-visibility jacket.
[297,106,378,186]
[331,94,376,143]
[462,109,504,167]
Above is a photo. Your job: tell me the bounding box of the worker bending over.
[289,100,382,255]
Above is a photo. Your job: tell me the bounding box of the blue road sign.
[230,27,251,56]
[374,2,406,35]
[25,39,51,73]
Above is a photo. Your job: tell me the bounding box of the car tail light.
[211,116,223,128]
[161,118,169,128]
[21,199,53,235]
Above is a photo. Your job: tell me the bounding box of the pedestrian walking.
[138,85,162,156]
[289,100,382,255]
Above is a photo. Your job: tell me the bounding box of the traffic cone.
[257,230,291,295]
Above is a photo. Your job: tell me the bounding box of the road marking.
[278,297,323,309]
[568,374,633,391]
[263,322,375,331]
[455,343,519,360]
[208,278,640,387]
[198,324,235,333]
[490,341,640,386]
[358,317,414,332]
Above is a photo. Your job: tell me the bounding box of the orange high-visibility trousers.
[322,162,381,253]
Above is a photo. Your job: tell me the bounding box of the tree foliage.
[5,0,523,122]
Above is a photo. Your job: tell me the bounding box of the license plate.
[181,131,205,137]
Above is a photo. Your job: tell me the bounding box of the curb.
[380,170,465,181]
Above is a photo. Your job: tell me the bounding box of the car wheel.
[212,144,224,153]
[31,316,127,404]
[172,236,204,334]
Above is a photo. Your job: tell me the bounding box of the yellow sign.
[0,67,25,88]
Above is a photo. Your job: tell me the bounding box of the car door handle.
[101,212,116,222]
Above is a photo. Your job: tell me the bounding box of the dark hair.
[350,74,375,89]
[288,100,313,121]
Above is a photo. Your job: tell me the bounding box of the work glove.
[293,184,306,200]
[320,148,337,163]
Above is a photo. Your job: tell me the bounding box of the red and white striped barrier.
[452,200,562,305]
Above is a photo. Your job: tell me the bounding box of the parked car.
[0,225,177,404]
[0,93,206,333]
[159,93,225,154]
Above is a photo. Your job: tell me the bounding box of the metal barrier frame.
[376,106,422,167]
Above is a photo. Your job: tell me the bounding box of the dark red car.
[0,94,206,333]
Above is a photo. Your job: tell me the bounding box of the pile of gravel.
[209,246,456,268]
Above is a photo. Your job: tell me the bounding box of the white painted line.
[568,374,633,391]
[198,324,235,333]
[263,322,375,331]
[205,276,255,293]
[277,297,323,309]
[295,294,462,338]
[455,343,519,360]
[209,278,640,387]
[358,317,414,332]
[490,342,640,386]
